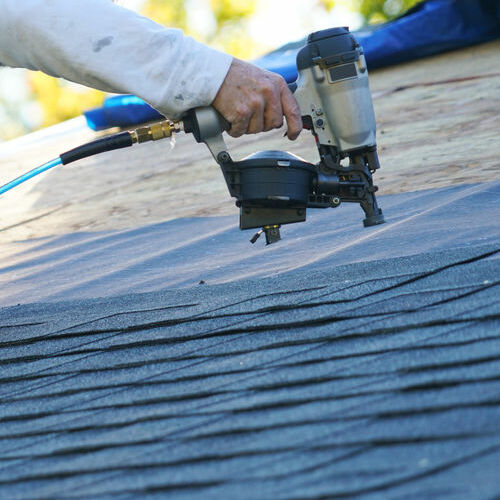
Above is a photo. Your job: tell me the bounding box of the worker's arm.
[0,0,231,119]
[0,0,301,138]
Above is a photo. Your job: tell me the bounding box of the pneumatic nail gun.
[183,27,385,245]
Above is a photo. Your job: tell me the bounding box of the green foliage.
[142,0,187,30]
[209,0,255,27]
[142,0,257,57]
[142,0,257,58]
[318,0,336,10]
[30,73,104,128]
[357,0,423,24]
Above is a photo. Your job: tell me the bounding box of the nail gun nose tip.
[363,213,385,227]
[250,230,263,244]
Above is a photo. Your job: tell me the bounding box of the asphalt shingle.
[0,182,499,499]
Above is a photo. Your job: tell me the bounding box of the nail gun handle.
[183,107,230,144]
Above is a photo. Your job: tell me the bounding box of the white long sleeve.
[0,0,233,118]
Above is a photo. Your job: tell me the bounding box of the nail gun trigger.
[283,117,312,137]
[302,116,313,130]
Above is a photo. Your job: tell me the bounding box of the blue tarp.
[84,0,500,131]
[84,95,161,132]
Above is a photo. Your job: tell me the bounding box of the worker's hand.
[212,58,302,140]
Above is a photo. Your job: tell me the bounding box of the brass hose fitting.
[130,120,183,144]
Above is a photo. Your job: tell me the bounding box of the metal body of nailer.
[183,27,385,245]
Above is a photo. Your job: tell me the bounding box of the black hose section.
[60,132,133,165]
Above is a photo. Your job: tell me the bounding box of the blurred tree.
[356,0,423,24]
[208,0,256,57]
[142,0,257,58]
[310,0,423,25]
[210,0,255,26]
[30,73,105,128]
[317,0,336,10]
[141,0,187,30]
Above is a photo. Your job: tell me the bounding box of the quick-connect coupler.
[130,120,183,144]
[57,120,184,166]
[2,118,186,196]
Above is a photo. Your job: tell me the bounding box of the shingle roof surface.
[0,181,499,499]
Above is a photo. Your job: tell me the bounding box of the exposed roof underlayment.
[0,181,498,305]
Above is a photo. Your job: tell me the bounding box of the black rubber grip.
[60,132,133,165]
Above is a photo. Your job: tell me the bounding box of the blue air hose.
[0,158,63,195]
[0,130,139,197]
[0,120,180,197]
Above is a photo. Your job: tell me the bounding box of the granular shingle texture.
[0,182,499,499]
